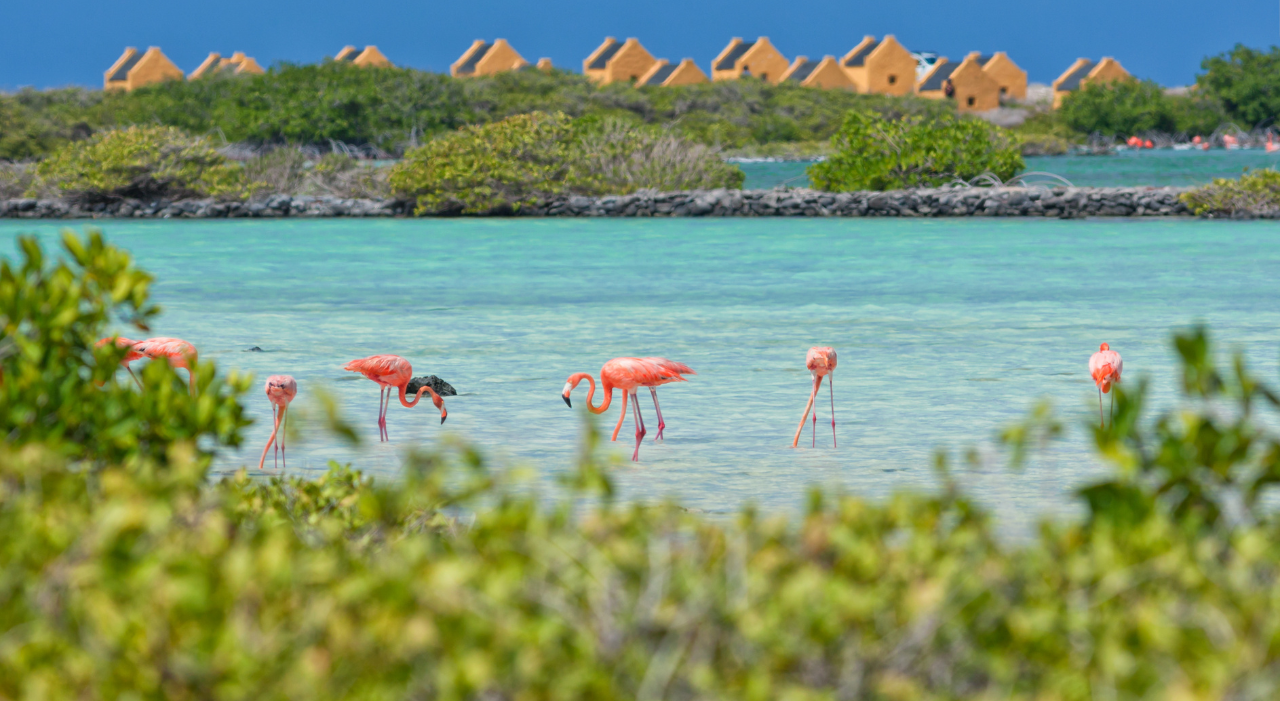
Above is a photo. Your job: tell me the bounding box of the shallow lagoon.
[739,148,1280,189]
[4,217,1279,532]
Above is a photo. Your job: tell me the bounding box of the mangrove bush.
[808,110,1023,191]
[389,112,742,214]
[1179,167,1280,216]
[32,125,245,201]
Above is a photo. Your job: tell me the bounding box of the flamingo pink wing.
[344,354,411,385]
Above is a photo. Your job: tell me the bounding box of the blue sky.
[2,0,1276,90]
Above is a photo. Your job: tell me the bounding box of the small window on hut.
[967,96,976,107]
[888,75,896,84]
[999,86,1007,95]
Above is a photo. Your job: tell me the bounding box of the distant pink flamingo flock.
[92,332,1129,467]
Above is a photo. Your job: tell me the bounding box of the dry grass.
[240,147,391,199]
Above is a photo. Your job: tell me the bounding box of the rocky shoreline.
[0,186,1197,219]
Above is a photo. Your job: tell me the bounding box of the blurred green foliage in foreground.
[6,231,1280,698]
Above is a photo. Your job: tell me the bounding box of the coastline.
[0,186,1198,219]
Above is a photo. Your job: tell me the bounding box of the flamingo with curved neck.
[562,357,692,462]
[344,354,446,442]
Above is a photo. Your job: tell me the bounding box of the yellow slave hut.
[637,59,709,87]
[977,52,1026,101]
[189,52,264,80]
[916,53,1000,112]
[1052,57,1130,107]
[711,37,789,84]
[584,37,657,84]
[839,35,915,95]
[104,47,184,91]
[780,56,855,90]
[451,39,529,77]
[335,46,392,68]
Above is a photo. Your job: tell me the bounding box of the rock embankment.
[0,187,1193,219]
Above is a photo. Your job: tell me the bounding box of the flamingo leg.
[188,368,196,397]
[125,365,142,389]
[792,376,820,448]
[381,385,391,442]
[1109,389,1114,427]
[258,404,281,472]
[280,406,287,471]
[377,386,387,442]
[611,389,627,442]
[1098,385,1104,429]
[812,376,822,447]
[649,387,665,441]
[829,373,836,448]
[630,391,647,462]
[274,405,280,470]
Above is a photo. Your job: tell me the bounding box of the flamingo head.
[562,373,591,408]
[435,392,447,424]
[1099,342,1110,351]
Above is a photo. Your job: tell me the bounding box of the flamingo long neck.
[399,383,440,408]
[574,373,612,414]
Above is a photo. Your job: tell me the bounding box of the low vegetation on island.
[808,110,1023,191]
[7,229,1280,698]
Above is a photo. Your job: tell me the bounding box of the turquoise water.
[4,218,1280,532]
[738,149,1280,189]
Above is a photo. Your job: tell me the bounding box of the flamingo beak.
[563,394,572,408]
[440,410,447,424]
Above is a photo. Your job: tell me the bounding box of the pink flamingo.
[638,357,695,440]
[258,375,298,471]
[1089,342,1123,428]
[133,337,198,395]
[343,354,446,442]
[562,357,687,461]
[95,336,144,388]
[793,347,837,448]
[1267,135,1279,153]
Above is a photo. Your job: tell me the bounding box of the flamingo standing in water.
[96,336,144,388]
[562,357,690,461]
[793,347,837,448]
[133,337,198,395]
[343,354,446,442]
[1089,343,1123,428]
[1267,135,1279,153]
[639,357,695,440]
[258,375,298,470]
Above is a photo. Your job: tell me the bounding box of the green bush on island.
[809,110,1024,191]
[389,112,743,214]
[1179,167,1280,216]
[9,230,1280,698]
[32,125,245,201]
[1057,79,1227,138]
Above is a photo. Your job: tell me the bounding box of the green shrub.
[0,87,103,161]
[10,231,1280,698]
[1196,43,1280,128]
[1179,167,1280,216]
[32,125,245,201]
[389,112,742,214]
[808,110,1023,191]
[1058,79,1227,137]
